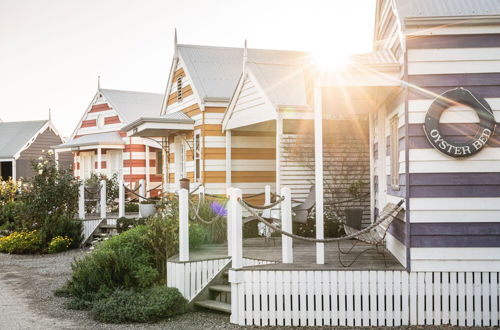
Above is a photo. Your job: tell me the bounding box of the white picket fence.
[167,257,231,301]
[229,269,500,326]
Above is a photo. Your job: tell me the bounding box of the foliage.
[125,202,139,213]
[38,214,82,251]
[116,216,147,234]
[0,201,26,234]
[0,230,41,254]
[189,223,206,249]
[65,226,158,303]
[23,153,79,222]
[91,286,187,323]
[189,196,227,244]
[0,178,21,203]
[48,236,72,254]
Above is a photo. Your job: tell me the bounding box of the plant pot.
[139,203,156,218]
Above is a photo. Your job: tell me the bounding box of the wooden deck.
[82,212,140,220]
[183,237,405,271]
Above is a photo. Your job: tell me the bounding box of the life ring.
[423,87,497,158]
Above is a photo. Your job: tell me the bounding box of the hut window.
[156,150,163,175]
[194,132,201,182]
[390,115,400,189]
[176,77,183,102]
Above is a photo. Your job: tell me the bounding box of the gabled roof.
[53,131,124,149]
[176,44,309,102]
[393,0,500,26]
[0,120,49,158]
[99,89,163,123]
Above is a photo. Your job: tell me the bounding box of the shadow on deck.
[187,237,405,271]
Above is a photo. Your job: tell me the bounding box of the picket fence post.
[100,179,106,219]
[118,178,125,218]
[179,188,189,262]
[199,185,205,200]
[78,181,85,220]
[281,186,293,263]
[230,187,243,269]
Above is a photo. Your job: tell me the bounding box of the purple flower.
[210,201,227,217]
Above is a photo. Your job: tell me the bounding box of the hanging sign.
[423,87,497,158]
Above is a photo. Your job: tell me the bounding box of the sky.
[0,0,375,137]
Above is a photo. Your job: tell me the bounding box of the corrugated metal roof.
[163,111,192,121]
[247,62,310,108]
[54,131,124,149]
[0,120,47,158]
[177,44,309,101]
[99,89,163,124]
[395,0,500,20]
[349,49,398,65]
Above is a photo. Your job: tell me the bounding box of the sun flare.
[312,45,350,71]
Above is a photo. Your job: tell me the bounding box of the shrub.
[48,236,72,254]
[39,214,82,250]
[116,217,147,234]
[0,178,21,203]
[66,225,158,303]
[0,201,26,233]
[189,223,206,249]
[125,202,139,213]
[0,230,41,254]
[91,286,187,323]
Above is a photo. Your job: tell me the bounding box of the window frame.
[155,150,163,175]
[194,131,202,182]
[389,115,400,190]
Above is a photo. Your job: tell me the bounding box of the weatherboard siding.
[405,30,500,270]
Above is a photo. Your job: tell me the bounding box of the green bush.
[91,286,187,323]
[125,202,139,213]
[48,236,72,254]
[0,230,41,254]
[39,215,82,250]
[66,225,158,303]
[189,223,206,249]
[116,217,147,234]
[0,201,26,233]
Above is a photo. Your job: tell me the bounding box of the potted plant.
[139,199,157,218]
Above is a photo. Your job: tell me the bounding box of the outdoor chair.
[337,200,404,267]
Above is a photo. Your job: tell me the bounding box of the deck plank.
[176,237,404,271]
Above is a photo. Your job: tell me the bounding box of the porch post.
[54,150,59,169]
[230,188,243,269]
[275,115,282,194]
[281,186,293,263]
[178,188,189,261]
[162,146,167,192]
[100,179,106,219]
[314,87,325,264]
[78,182,85,219]
[11,159,16,183]
[97,147,102,174]
[368,113,375,222]
[145,145,150,197]
[118,176,125,218]
[226,187,233,256]
[225,130,231,193]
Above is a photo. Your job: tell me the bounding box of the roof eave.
[405,15,500,27]
[122,116,195,132]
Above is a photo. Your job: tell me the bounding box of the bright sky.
[0,0,375,137]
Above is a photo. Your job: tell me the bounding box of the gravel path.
[0,249,490,329]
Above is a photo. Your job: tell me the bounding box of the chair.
[337,200,404,267]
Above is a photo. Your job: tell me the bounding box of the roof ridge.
[177,43,309,54]
[0,119,48,125]
[99,88,162,96]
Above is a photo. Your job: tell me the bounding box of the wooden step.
[99,224,117,229]
[209,284,231,293]
[195,300,231,314]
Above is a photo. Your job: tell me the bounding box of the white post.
[281,186,293,263]
[100,179,106,219]
[314,87,325,264]
[139,178,145,202]
[118,177,125,218]
[230,188,243,269]
[225,130,232,194]
[262,184,271,218]
[145,145,150,197]
[11,159,16,183]
[178,188,189,261]
[275,115,282,194]
[97,147,102,174]
[162,147,167,193]
[226,187,233,256]
[79,182,85,220]
[54,150,59,169]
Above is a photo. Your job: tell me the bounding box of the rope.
[147,184,162,193]
[239,196,284,210]
[204,192,229,200]
[84,186,101,195]
[238,198,404,243]
[330,193,370,206]
[189,185,200,195]
[124,186,158,202]
[188,198,226,225]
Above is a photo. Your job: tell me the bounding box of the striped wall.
[73,94,162,195]
[405,31,500,271]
